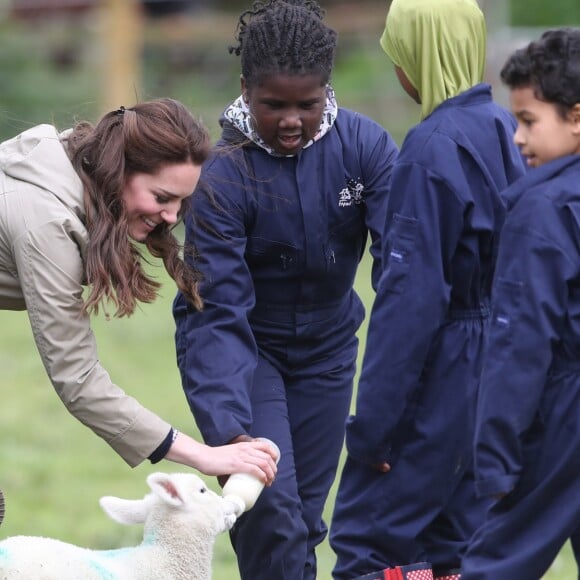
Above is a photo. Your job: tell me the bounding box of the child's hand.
[371,461,391,473]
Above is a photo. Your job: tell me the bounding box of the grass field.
[0,252,575,578]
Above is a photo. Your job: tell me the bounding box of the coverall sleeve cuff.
[345,434,392,467]
[203,425,250,448]
[475,474,518,497]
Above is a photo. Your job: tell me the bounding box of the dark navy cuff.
[475,474,518,497]
[149,427,175,464]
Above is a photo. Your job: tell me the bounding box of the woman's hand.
[165,431,278,485]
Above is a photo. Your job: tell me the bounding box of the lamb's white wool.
[0,472,245,580]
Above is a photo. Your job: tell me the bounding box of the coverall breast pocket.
[246,237,299,271]
[489,277,524,358]
[381,213,418,295]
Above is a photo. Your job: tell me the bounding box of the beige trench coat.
[0,124,171,466]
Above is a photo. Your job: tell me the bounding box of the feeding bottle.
[222,437,281,512]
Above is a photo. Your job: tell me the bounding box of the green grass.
[0,255,575,578]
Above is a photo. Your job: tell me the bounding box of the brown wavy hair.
[67,98,210,317]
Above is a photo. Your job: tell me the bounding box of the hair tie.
[115,106,126,116]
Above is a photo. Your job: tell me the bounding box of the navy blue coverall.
[330,84,526,578]
[462,155,580,579]
[173,108,398,580]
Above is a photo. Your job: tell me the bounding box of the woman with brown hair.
[0,98,278,491]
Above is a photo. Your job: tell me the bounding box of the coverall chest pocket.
[381,213,418,295]
[246,236,299,271]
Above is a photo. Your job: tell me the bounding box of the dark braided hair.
[229,0,337,86]
[501,28,580,119]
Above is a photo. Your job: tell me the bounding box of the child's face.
[242,73,327,156]
[510,86,580,168]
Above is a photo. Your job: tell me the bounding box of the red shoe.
[352,562,433,580]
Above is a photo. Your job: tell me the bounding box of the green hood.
[380,0,486,119]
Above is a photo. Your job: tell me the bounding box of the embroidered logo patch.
[338,178,364,207]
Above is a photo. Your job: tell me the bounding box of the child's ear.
[569,103,580,133]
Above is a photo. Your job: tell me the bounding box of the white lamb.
[0,472,245,580]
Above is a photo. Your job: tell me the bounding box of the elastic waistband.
[446,304,490,320]
[251,297,347,322]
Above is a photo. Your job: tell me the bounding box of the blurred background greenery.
[1,0,577,144]
[0,0,578,577]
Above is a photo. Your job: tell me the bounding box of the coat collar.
[502,155,580,211]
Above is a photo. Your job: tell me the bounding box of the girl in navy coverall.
[329,1,526,579]
[172,1,398,578]
[461,28,580,580]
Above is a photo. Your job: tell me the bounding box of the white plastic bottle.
[222,437,281,513]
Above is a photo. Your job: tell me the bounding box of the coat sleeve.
[357,118,399,289]
[473,201,572,497]
[13,220,171,467]
[174,161,257,447]
[345,159,465,465]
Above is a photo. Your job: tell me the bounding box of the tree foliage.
[511,0,580,26]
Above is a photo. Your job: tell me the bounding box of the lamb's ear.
[99,496,152,525]
[146,472,185,507]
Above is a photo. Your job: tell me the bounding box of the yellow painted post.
[98,0,143,114]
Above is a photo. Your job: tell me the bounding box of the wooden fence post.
[98,0,143,113]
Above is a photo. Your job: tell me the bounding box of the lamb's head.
[99,472,244,541]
